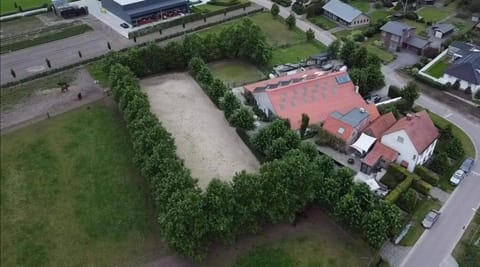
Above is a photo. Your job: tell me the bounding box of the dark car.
[120,23,129,29]
[370,94,382,103]
[460,158,475,174]
[422,210,441,229]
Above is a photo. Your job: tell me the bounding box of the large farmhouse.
[322,0,370,27]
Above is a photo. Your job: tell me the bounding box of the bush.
[452,79,461,90]
[397,188,417,212]
[292,2,305,15]
[464,86,472,95]
[272,0,292,7]
[373,2,382,8]
[385,175,414,203]
[388,85,401,98]
[430,151,450,174]
[423,47,439,59]
[405,11,418,21]
[414,166,440,186]
[411,178,432,195]
[475,89,480,99]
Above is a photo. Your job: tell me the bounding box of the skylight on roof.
[335,75,351,85]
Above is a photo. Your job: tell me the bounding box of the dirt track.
[141,73,259,189]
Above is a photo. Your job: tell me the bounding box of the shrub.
[430,151,450,174]
[292,2,305,15]
[388,85,401,98]
[423,47,439,59]
[354,34,365,42]
[414,166,440,186]
[452,79,461,90]
[475,89,480,99]
[397,188,417,212]
[272,0,292,7]
[385,175,414,203]
[412,178,432,195]
[374,2,382,9]
[405,11,418,21]
[464,86,472,95]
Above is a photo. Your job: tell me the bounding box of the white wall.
[381,130,418,172]
[440,74,480,93]
[417,139,437,165]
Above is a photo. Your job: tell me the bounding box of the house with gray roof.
[447,41,480,59]
[431,23,455,38]
[380,21,430,54]
[441,52,480,94]
[322,0,370,27]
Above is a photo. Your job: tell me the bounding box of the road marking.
[443,113,452,118]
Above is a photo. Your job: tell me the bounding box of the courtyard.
[141,73,260,189]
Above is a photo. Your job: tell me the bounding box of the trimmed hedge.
[272,0,292,7]
[414,166,440,186]
[412,178,432,195]
[385,175,414,203]
[388,85,401,98]
[387,164,410,182]
[129,2,252,38]
[414,73,445,90]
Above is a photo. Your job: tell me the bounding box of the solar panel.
[335,75,351,84]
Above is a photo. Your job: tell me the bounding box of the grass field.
[400,198,442,246]
[0,68,77,112]
[425,57,450,78]
[365,44,395,63]
[0,0,49,15]
[369,10,392,23]
[209,60,265,87]
[87,62,110,88]
[349,0,370,14]
[0,24,92,54]
[0,103,162,267]
[416,7,450,22]
[270,42,327,67]
[308,16,338,30]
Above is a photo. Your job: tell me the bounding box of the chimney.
[359,108,366,113]
[406,113,413,120]
[355,85,359,94]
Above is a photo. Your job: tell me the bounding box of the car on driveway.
[460,158,475,174]
[450,170,466,186]
[120,23,129,29]
[422,210,441,229]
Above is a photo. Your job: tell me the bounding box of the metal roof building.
[322,0,369,27]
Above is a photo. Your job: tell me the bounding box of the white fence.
[418,49,449,84]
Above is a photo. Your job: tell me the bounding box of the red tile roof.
[362,142,398,167]
[244,70,380,129]
[322,116,354,142]
[363,112,397,138]
[383,110,439,153]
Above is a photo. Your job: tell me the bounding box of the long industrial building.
[101,0,189,26]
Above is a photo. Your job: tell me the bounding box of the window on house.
[338,127,345,134]
[413,154,416,160]
[397,136,404,143]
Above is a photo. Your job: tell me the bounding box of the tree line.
[104,18,402,259]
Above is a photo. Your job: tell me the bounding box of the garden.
[453,212,480,267]
[416,6,451,22]
[0,0,49,15]
[100,17,403,260]
[425,57,450,78]
[0,103,163,266]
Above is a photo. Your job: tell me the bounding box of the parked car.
[120,23,129,29]
[460,158,475,174]
[370,94,382,103]
[422,210,441,229]
[450,169,466,185]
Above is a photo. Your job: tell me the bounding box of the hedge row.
[272,0,292,7]
[129,1,252,38]
[414,165,440,186]
[414,72,445,90]
[385,175,414,203]
[412,178,432,195]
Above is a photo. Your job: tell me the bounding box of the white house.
[440,52,480,94]
[380,111,439,172]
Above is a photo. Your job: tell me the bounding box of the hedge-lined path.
[0,5,262,86]
[380,241,411,267]
[430,187,450,204]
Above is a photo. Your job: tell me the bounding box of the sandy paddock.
[141,73,259,189]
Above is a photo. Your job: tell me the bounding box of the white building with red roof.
[243,69,379,130]
[380,110,439,172]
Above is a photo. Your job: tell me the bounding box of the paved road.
[383,64,480,267]
[249,0,336,46]
[0,5,262,86]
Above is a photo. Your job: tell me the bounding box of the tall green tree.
[353,46,369,69]
[204,179,236,243]
[229,107,256,130]
[271,3,280,18]
[306,28,315,41]
[208,78,228,104]
[340,39,356,67]
[362,209,389,248]
[188,56,205,76]
[286,14,296,30]
[221,91,241,118]
[401,82,420,105]
[300,113,310,138]
[252,119,290,152]
[328,39,341,59]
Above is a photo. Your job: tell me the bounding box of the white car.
[450,170,466,186]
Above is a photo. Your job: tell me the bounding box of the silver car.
[422,210,441,229]
[460,158,475,174]
[450,170,466,186]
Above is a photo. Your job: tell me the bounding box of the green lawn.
[400,198,442,246]
[209,59,265,87]
[0,24,93,54]
[369,10,392,23]
[87,62,110,88]
[349,0,370,14]
[416,7,450,22]
[365,44,395,63]
[425,58,450,78]
[270,42,327,67]
[403,19,427,34]
[0,68,77,112]
[0,103,162,267]
[309,16,339,30]
[0,0,49,15]
[453,212,480,265]
[193,3,230,12]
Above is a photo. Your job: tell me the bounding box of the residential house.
[322,108,372,145]
[447,41,480,59]
[441,52,480,94]
[243,69,379,130]
[431,23,455,38]
[322,0,370,27]
[380,111,439,172]
[380,21,430,54]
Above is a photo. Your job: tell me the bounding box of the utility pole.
[404,0,408,14]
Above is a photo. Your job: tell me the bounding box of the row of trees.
[328,39,385,96]
[103,18,273,78]
[189,56,256,130]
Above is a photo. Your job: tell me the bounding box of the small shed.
[432,23,455,38]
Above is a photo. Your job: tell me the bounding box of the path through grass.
[0,103,163,267]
